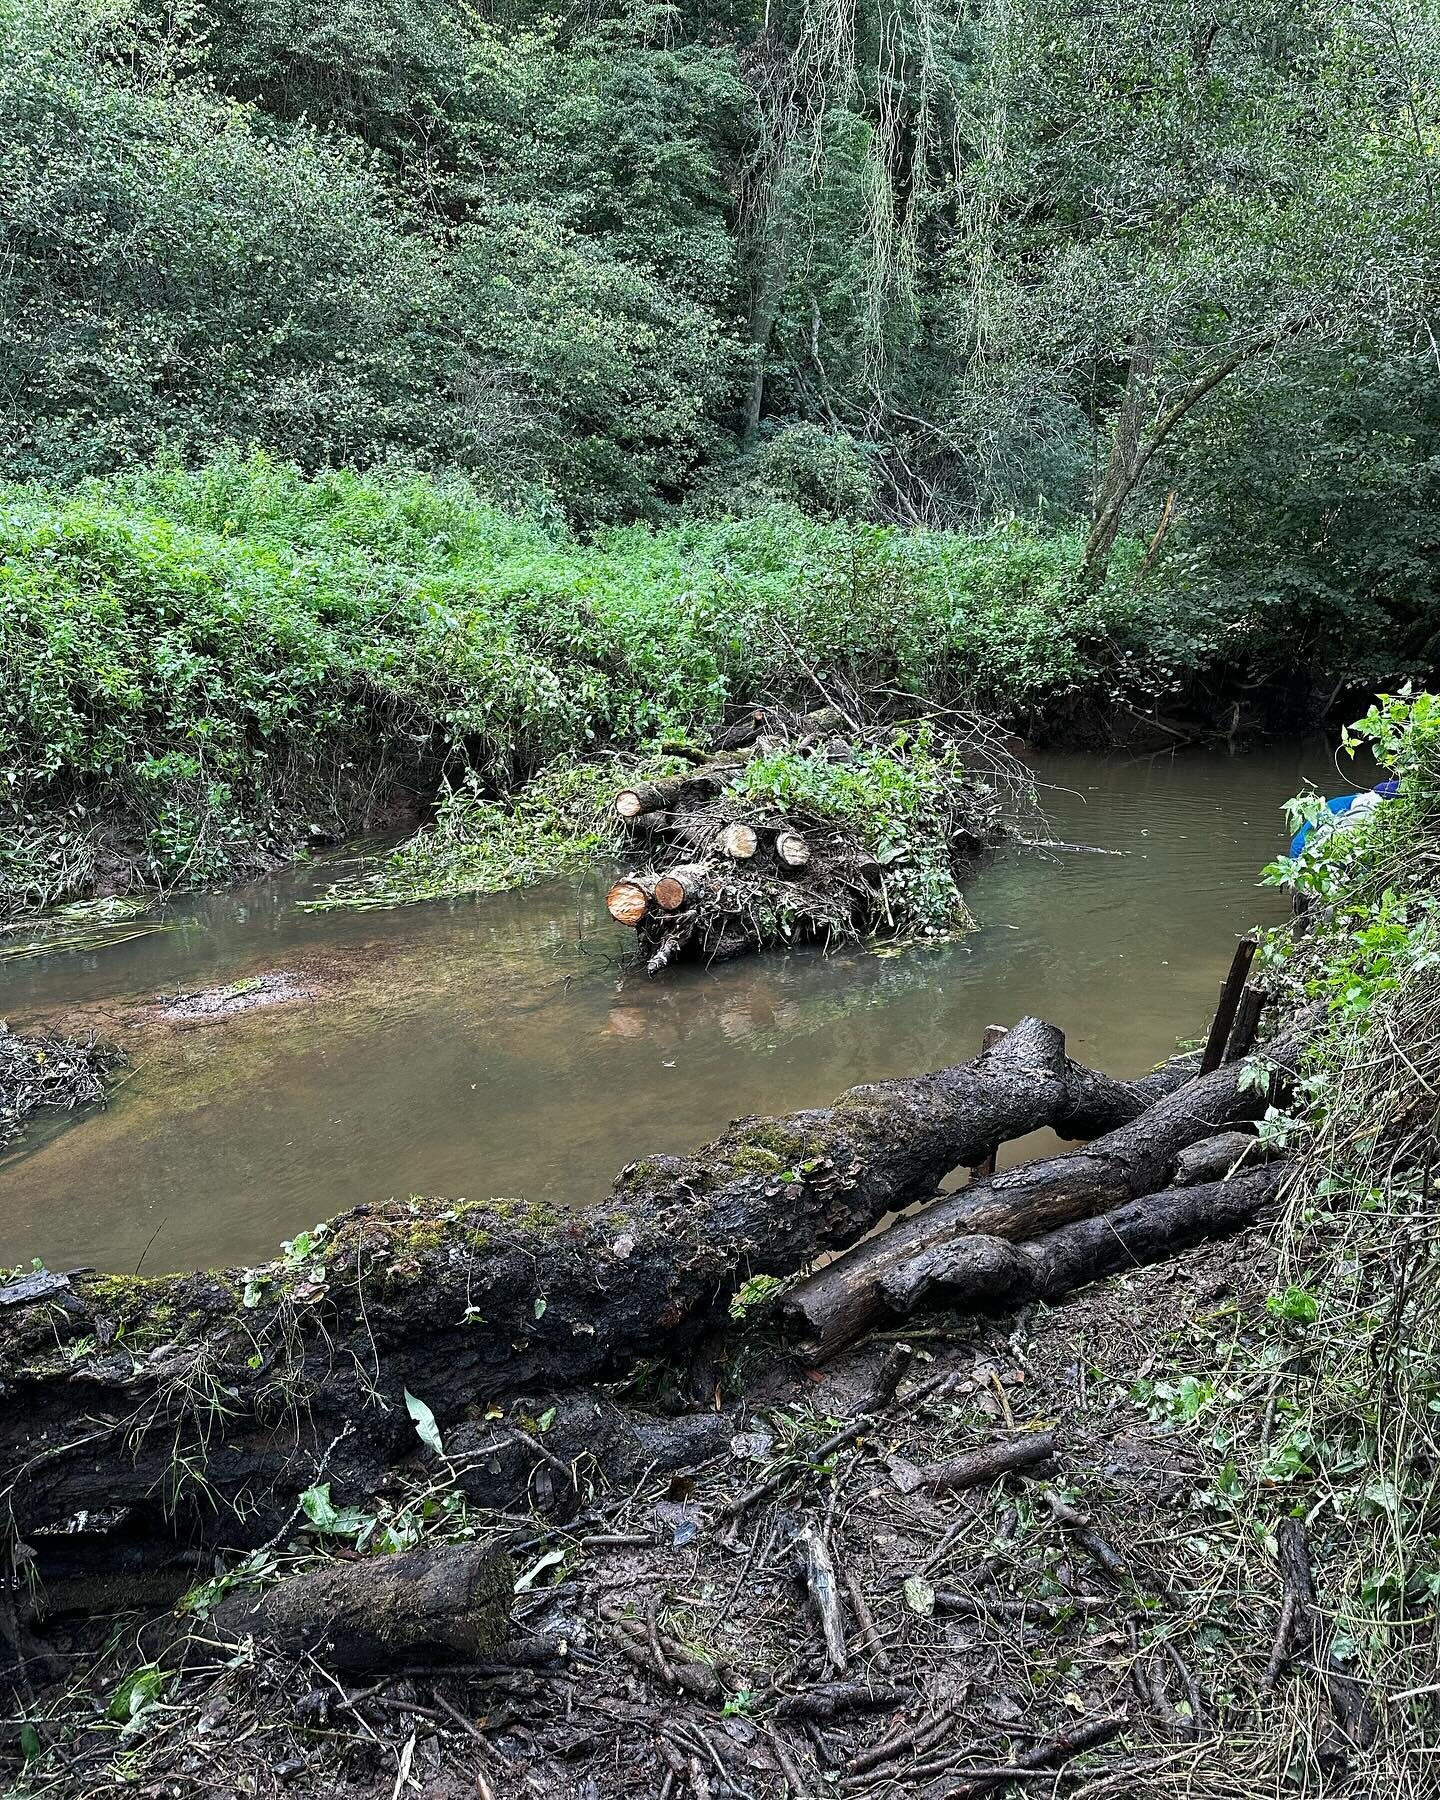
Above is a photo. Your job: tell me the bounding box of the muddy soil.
[6,1224,1294,1800]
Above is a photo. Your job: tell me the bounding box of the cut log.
[654,862,711,912]
[213,1540,514,1668]
[606,875,655,926]
[628,809,678,839]
[615,763,736,819]
[776,831,812,870]
[877,1163,1284,1315]
[780,1027,1301,1358]
[1,1017,1191,1561]
[720,822,760,860]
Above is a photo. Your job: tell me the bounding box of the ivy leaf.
[405,1389,445,1457]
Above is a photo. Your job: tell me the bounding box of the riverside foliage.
[0,458,1137,915]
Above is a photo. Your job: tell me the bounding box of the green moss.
[615,1159,671,1194]
[723,1145,785,1175]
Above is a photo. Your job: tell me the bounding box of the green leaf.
[107,1665,166,1724]
[533,1297,547,1320]
[299,1482,367,1536]
[19,1723,40,1763]
[405,1389,445,1457]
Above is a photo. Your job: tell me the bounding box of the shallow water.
[0,744,1351,1274]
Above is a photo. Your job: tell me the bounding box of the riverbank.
[1,456,1397,922]
[3,697,1435,1798]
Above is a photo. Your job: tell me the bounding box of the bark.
[781,1030,1299,1358]
[213,1540,514,1668]
[878,1163,1284,1315]
[0,1018,1181,1558]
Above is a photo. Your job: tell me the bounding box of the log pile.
[604,706,1002,975]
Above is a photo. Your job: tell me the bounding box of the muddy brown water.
[0,746,1349,1275]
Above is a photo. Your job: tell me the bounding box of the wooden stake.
[1200,934,1258,1073]
[1224,982,1266,1063]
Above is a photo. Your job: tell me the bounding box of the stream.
[0,745,1344,1275]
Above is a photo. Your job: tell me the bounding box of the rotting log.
[878,1163,1284,1316]
[212,1540,514,1668]
[781,1027,1301,1359]
[0,1017,1185,1559]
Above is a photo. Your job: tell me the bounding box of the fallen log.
[878,1163,1284,1316]
[654,861,712,912]
[776,831,812,870]
[213,1540,514,1668]
[781,1028,1300,1358]
[606,875,656,926]
[1,1017,1181,1558]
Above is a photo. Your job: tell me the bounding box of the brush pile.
[0,1024,121,1156]
[605,706,1011,975]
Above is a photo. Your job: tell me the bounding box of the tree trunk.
[780,1030,1300,1358]
[1,1018,1184,1559]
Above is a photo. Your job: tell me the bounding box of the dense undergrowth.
[1151,690,1440,1792]
[0,456,1158,919]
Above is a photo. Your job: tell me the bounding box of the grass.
[0,453,1157,919]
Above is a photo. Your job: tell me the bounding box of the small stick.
[766,1726,814,1797]
[918,1431,1057,1493]
[1043,1490,1128,1578]
[799,1525,848,1673]
[942,1714,1126,1798]
[1259,1589,1299,1694]
[841,1565,891,1672]
[646,1595,676,1688]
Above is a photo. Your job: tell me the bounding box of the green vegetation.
[0,457,1141,916]
[0,0,1434,707]
[1150,691,1440,1787]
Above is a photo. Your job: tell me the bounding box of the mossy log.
[0,1016,1180,1560]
